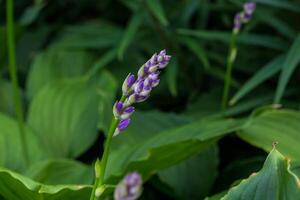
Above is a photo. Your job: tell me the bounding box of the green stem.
[221,31,238,111]
[6,0,29,166]
[90,95,126,200]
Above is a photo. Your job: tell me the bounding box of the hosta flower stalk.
[90,50,171,200]
[221,2,256,110]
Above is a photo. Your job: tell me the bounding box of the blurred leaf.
[158,146,219,200]
[59,23,122,49]
[0,167,91,200]
[254,0,300,13]
[106,117,243,182]
[177,29,288,50]
[25,159,93,185]
[275,35,300,103]
[97,71,118,133]
[16,27,51,72]
[27,78,100,158]
[26,46,93,99]
[221,148,300,199]
[145,0,168,26]
[239,109,300,162]
[86,49,117,78]
[0,79,20,117]
[0,26,7,67]
[166,57,178,96]
[180,37,210,70]
[257,12,296,39]
[118,11,144,60]
[0,113,47,172]
[19,2,45,26]
[230,55,285,105]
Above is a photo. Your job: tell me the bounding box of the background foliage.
[0,0,300,199]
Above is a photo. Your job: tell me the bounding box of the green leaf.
[25,159,93,185]
[177,29,288,50]
[180,36,210,70]
[26,46,93,99]
[86,49,117,78]
[59,23,122,49]
[27,78,100,158]
[118,12,144,60]
[230,55,285,105]
[166,57,178,96]
[0,79,21,117]
[0,168,91,200]
[275,35,300,103]
[145,0,168,26]
[106,117,243,182]
[239,109,300,162]
[254,0,300,13]
[0,113,47,172]
[221,148,300,199]
[111,111,189,147]
[158,146,219,200]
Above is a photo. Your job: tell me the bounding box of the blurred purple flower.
[114,172,143,200]
[233,2,256,32]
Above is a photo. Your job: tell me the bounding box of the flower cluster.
[114,172,143,200]
[233,2,256,33]
[113,50,171,136]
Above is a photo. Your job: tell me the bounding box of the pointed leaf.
[221,148,300,199]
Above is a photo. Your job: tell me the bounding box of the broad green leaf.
[25,159,93,185]
[177,29,288,50]
[111,111,189,147]
[27,78,100,158]
[230,55,285,105]
[106,118,243,182]
[26,46,93,99]
[0,113,47,172]
[0,168,91,200]
[118,12,144,60]
[239,109,300,162]
[166,57,178,96]
[145,0,168,26]
[275,35,300,103]
[221,148,300,199]
[159,146,219,200]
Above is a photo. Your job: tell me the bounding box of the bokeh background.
[0,0,300,199]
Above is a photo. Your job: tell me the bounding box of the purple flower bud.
[113,101,123,118]
[133,79,144,93]
[114,119,131,136]
[114,172,143,200]
[234,13,242,32]
[244,2,256,15]
[120,106,135,119]
[118,119,130,131]
[122,73,136,95]
[135,94,148,103]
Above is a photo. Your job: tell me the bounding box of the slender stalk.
[90,95,126,200]
[221,31,238,111]
[6,0,29,166]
